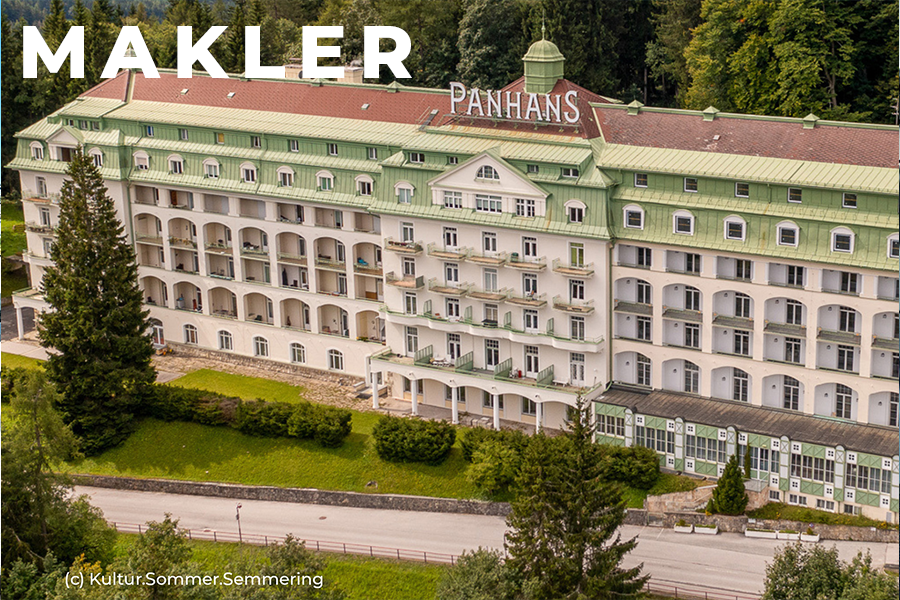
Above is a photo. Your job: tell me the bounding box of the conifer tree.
[39,148,155,454]
[506,396,647,599]
[711,453,748,515]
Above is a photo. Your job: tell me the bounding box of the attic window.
[226,92,236,99]
[361,103,370,110]
[180,88,188,95]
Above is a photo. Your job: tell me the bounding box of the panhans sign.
[449,82,580,124]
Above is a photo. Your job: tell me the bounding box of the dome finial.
[541,9,546,40]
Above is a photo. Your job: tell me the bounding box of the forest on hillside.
[2,0,898,193]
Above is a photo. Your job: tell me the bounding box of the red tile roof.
[594,106,899,168]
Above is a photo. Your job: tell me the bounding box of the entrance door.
[524,345,539,378]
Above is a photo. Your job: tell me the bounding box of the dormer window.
[134,151,149,170]
[168,155,184,174]
[561,167,579,179]
[327,143,339,156]
[251,135,261,148]
[409,152,425,164]
[240,162,257,183]
[89,149,103,168]
[356,175,374,196]
[30,142,44,160]
[367,147,378,160]
[634,173,648,188]
[179,128,189,141]
[777,221,798,246]
[279,170,293,187]
[673,210,694,234]
[215,132,225,144]
[889,235,899,259]
[788,188,802,203]
[623,205,644,229]
[289,139,300,153]
[683,177,698,193]
[448,156,459,165]
[204,159,220,179]
[145,125,155,137]
[735,182,749,198]
[842,193,857,209]
[476,165,500,180]
[724,215,746,241]
[317,170,334,191]
[565,200,586,223]
[831,228,853,253]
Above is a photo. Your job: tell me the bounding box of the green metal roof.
[53,96,126,118]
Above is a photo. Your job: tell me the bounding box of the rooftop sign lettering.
[449,82,580,124]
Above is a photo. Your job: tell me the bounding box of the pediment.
[47,127,82,146]
[429,151,547,199]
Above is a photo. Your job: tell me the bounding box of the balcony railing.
[385,272,424,289]
[817,328,861,346]
[240,245,269,257]
[427,279,469,296]
[505,291,547,307]
[353,260,383,276]
[25,222,55,234]
[661,307,703,323]
[506,254,546,271]
[426,243,470,261]
[872,335,899,351]
[168,236,197,249]
[552,258,594,277]
[277,251,307,265]
[468,286,510,302]
[468,251,508,266]
[711,314,753,330]
[136,234,163,245]
[384,238,422,254]
[205,242,233,253]
[552,296,595,314]
[764,321,806,337]
[613,300,652,316]
[314,256,346,270]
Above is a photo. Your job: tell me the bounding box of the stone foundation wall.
[73,474,510,517]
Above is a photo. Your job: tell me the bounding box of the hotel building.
[10,41,898,519]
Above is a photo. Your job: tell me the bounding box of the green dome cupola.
[523,35,565,94]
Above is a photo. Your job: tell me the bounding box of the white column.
[451,385,459,424]
[411,377,419,415]
[371,373,380,410]
[535,401,542,434]
[492,394,500,430]
[15,306,25,340]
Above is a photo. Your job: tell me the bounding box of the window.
[778,224,798,246]
[405,326,418,354]
[402,257,416,277]
[242,165,257,183]
[568,205,584,223]
[838,306,856,332]
[788,188,802,203]
[733,369,749,401]
[636,355,651,386]
[358,179,372,196]
[527,164,538,174]
[183,324,198,345]
[816,499,835,512]
[515,198,536,217]
[253,336,269,357]
[684,361,699,393]
[674,211,694,234]
[39,207,51,227]
[785,300,803,325]
[835,384,852,418]
[134,153,149,170]
[290,343,306,364]
[289,139,300,153]
[570,279,585,301]
[169,158,183,174]
[683,177,698,192]
[785,338,802,364]
[404,292,417,315]
[893,353,899,379]
[783,376,800,410]
[787,265,804,287]
[636,316,651,341]
[205,162,219,179]
[832,230,853,253]
[397,186,412,204]
[734,331,750,356]
[327,143,339,156]
[637,247,652,267]
[318,173,334,191]
[734,293,751,318]
[145,125,155,137]
[408,152,424,163]
[561,167,579,178]
[725,218,745,241]
[570,316,585,341]
[570,353,586,385]
[476,165,499,180]
[521,397,537,416]
[483,268,498,292]
[483,232,497,253]
[684,323,700,349]
[475,194,502,213]
[842,193,856,208]
[735,182,749,198]
[889,236,900,259]
[735,259,752,280]
[837,345,855,372]
[523,236,538,259]
[634,173,648,188]
[485,339,499,367]
[840,272,858,294]
[684,286,701,311]
[446,298,460,318]
[328,349,344,370]
[443,191,462,208]
[218,330,233,351]
[447,156,458,165]
[443,227,458,249]
[685,253,700,274]
[445,263,458,284]
[570,243,585,267]
[215,132,225,144]
[523,273,538,295]
[279,170,294,187]
[624,206,643,229]
[637,280,651,304]
[482,391,504,410]
[366,146,377,160]
[524,309,539,331]
[889,392,898,427]
[31,144,44,160]
[35,177,47,197]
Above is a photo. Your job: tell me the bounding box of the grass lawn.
[169,369,307,403]
[1,352,44,370]
[621,472,699,509]
[114,535,447,600]
[748,502,897,529]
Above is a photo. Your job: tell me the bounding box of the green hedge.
[148,385,352,448]
[460,427,531,463]
[598,445,660,490]
[372,416,456,465]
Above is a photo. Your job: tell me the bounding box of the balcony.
[506,254,546,271]
[385,272,424,289]
[552,296,595,314]
[426,243,469,261]
[314,256,346,271]
[505,291,547,308]
[168,236,197,249]
[712,314,753,330]
[468,286,509,302]
[468,251,508,266]
[136,234,163,246]
[240,244,269,258]
[817,328,860,346]
[872,335,899,351]
[23,191,60,204]
[821,286,860,297]
[552,258,594,277]
[427,279,469,296]
[205,242,233,254]
[384,238,422,255]
[613,300,652,316]
[353,261,383,276]
[764,321,806,337]
[662,307,702,323]
[277,252,307,266]
[25,222,55,234]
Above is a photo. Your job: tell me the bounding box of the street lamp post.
[235,503,242,543]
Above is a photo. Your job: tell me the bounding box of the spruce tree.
[39,148,155,454]
[711,453,748,515]
[506,397,648,599]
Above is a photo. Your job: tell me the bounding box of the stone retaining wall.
[73,475,511,517]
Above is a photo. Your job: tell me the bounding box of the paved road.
[75,486,898,596]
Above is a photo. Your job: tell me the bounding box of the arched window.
[723,215,746,241]
[776,220,799,246]
[240,162,257,183]
[218,330,233,351]
[476,165,500,180]
[183,324,198,345]
[835,384,853,419]
[328,349,344,370]
[253,336,269,357]
[394,181,414,204]
[88,148,103,168]
[623,204,644,229]
[30,141,44,160]
[565,199,586,224]
[684,361,700,394]
[203,158,220,179]
[133,151,149,170]
[636,354,651,386]
[290,342,306,364]
[673,209,694,235]
[831,227,854,253]
[167,154,184,175]
[316,170,334,191]
[684,286,701,311]
[277,166,294,188]
[732,368,749,402]
[783,376,800,410]
[356,174,374,196]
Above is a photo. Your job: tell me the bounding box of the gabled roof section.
[593,104,898,169]
[48,126,83,145]
[428,150,548,198]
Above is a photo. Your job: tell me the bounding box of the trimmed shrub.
[467,438,521,495]
[460,427,530,462]
[234,401,295,437]
[313,409,352,448]
[373,416,456,465]
[597,445,660,490]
